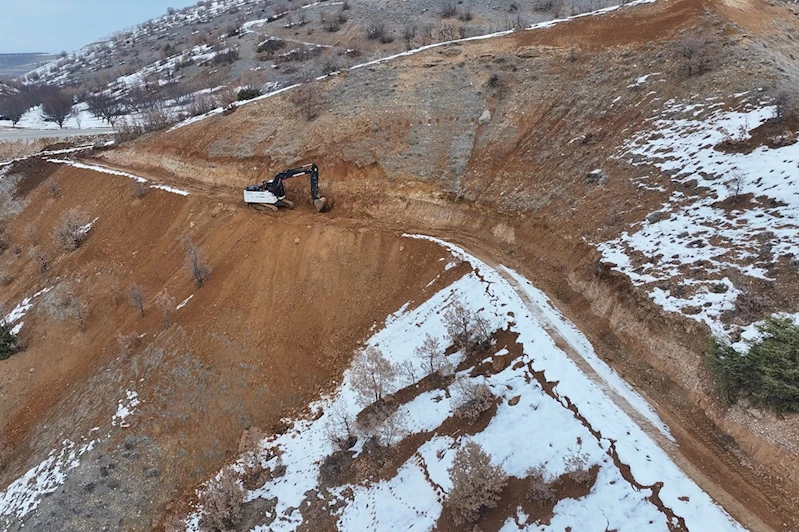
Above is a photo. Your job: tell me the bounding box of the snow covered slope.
[184,237,744,532]
[599,92,799,342]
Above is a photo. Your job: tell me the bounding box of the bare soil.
[3,0,799,529]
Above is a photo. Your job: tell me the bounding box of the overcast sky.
[0,0,196,54]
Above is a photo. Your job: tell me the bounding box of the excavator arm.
[266,163,321,202]
[246,162,330,212]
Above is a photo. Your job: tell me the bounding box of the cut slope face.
[184,237,745,532]
[0,158,456,531]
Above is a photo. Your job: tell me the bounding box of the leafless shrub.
[216,86,238,111]
[40,284,88,330]
[415,333,452,377]
[53,208,92,251]
[376,411,407,446]
[114,117,146,143]
[459,6,473,21]
[379,31,395,44]
[73,298,89,331]
[188,94,218,116]
[30,246,50,274]
[128,284,146,317]
[447,441,507,525]
[0,229,8,253]
[444,302,492,355]
[156,291,176,329]
[143,108,176,132]
[402,25,417,50]
[725,168,746,201]
[771,87,798,121]
[366,23,385,40]
[198,467,244,532]
[290,80,322,121]
[324,402,357,450]
[453,378,494,421]
[48,181,62,199]
[351,346,396,406]
[184,239,212,288]
[132,181,149,198]
[116,331,143,356]
[674,34,717,77]
[563,451,592,485]
[437,20,465,41]
[110,280,122,307]
[440,1,458,18]
[25,223,39,246]
[0,271,11,286]
[526,464,556,503]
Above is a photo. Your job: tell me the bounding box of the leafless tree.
[184,239,212,288]
[674,34,717,77]
[40,284,88,331]
[40,89,76,128]
[53,208,92,251]
[415,333,452,377]
[726,168,746,202]
[198,467,244,532]
[128,284,146,317]
[290,80,322,121]
[351,346,396,406]
[444,302,492,354]
[447,441,507,525]
[376,411,407,446]
[156,291,176,329]
[324,402,356,450]
[84,92,126,126]
[0,95,30,127]
[771,87,797,121]
[452,377,494,421]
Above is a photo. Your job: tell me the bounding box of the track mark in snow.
[498,266,675,443]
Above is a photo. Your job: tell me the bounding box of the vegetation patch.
[708,317,799,412]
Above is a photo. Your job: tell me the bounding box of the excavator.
[244,163,331,212]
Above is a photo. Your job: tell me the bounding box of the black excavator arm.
[264,163,321,201]
[260,162,330,212]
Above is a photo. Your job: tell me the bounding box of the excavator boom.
[243,162,330,212]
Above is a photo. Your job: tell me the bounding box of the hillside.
[1,0,799,530]
[0,54,55,80]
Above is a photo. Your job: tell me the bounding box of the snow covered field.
[0,103,111,131]
[599,93,799,339]
[185,237,743,532]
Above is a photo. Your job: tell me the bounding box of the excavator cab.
[243,163,330,212]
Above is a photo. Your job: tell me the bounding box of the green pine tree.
[708,317,799,412]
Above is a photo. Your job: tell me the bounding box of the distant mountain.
[0,53,57,79]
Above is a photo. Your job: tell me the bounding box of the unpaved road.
[0,127,113,141]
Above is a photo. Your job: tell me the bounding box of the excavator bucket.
[314,196,331,213]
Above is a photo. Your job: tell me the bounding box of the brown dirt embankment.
[0,159,456,530]
[78,0,799,527]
